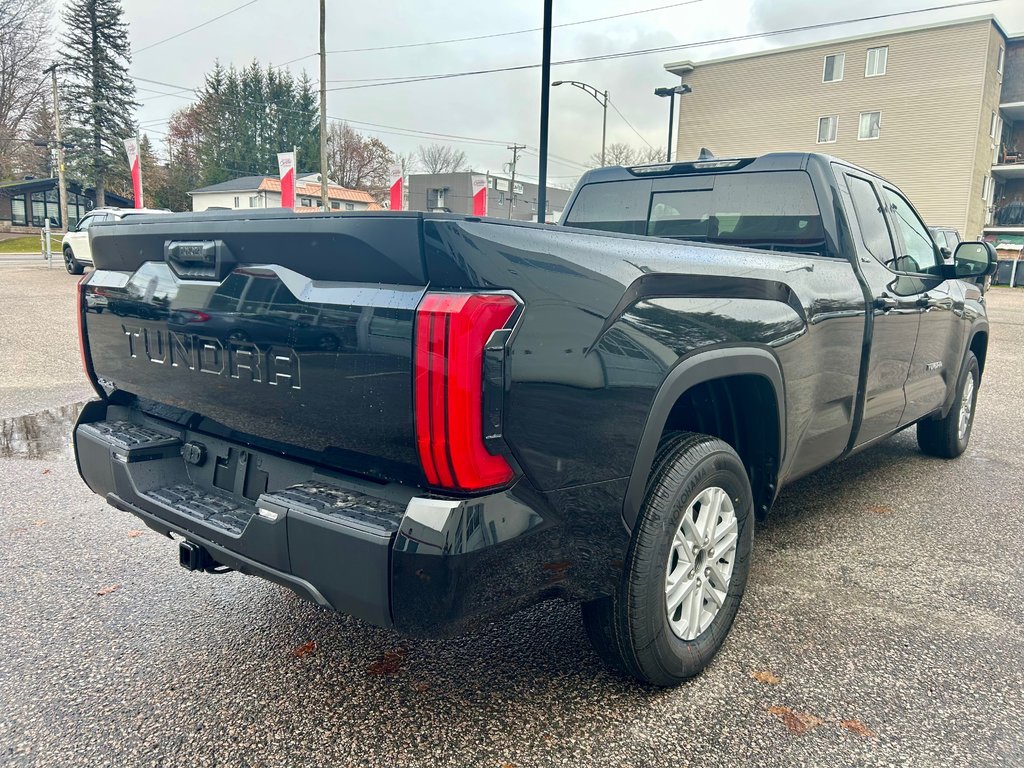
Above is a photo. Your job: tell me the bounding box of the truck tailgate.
[83,212,427,483]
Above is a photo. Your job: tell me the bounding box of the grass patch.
[0,235,44,254]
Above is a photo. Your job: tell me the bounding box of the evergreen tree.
[61,0,138,205]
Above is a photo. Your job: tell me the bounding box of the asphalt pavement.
[1,263,1022,767]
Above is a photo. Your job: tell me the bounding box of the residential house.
[664,15,1018,240]
[407,173,572,223]
[190,173,380,212]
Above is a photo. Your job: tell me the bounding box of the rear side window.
[648,171,826,256]
[845,175,897,268]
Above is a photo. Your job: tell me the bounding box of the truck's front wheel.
[583,432,754,686]
[917,351,980,458]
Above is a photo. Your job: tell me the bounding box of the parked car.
[73,153,995,686]
[929,225,962,262]
[61,207,171,275]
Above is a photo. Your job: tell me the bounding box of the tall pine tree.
[61,0,137,206]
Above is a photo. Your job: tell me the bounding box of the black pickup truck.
[73,152,995,686]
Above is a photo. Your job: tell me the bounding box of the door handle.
[874,295,898,311]
[920,296,954,310]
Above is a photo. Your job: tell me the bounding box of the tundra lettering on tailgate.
[121,325,301,389]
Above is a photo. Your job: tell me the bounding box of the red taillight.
[414,292,518,491]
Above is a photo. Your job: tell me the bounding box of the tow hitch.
[178,540,227,573]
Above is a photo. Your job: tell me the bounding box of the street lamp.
[553,80,609,166]
[654,83,692,162]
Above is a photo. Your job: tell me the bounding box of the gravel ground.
[1,264,1022,767]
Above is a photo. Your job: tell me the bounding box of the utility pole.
[44,64,68,231]
[318,0,328,212]
[506,143,525,219]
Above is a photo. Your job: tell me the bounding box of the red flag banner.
[388,164,403,211]
[277,152,296,209]
[471,175,488,217]
[123,138,143,208]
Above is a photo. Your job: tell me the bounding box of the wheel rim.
[958,372,976,442]
[664,486,738,641]
[64,252,73,271]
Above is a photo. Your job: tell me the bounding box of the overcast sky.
[119,0,1024,183]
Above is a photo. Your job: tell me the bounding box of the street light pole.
[44,64,68,231]
[318,0,328,212]
[552,80,609,166]
[654,84,692,163]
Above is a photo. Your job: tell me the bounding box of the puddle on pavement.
[0,402,86,460]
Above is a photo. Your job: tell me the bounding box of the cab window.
[845,175,897,269]
[882,188,941,273]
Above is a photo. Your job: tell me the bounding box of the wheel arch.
[622,347,786,529]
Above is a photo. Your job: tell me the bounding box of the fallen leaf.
[127,530,144,538]
[767,705,824,735]
[499,763,516,768]
[291,640,317,658]
[41,468,51,475]
[33,520,47,527]
[751,670,781,685]
[96,584,120,596]
[840,719,877,738]
[410,682,431,693]
[868,504,892,514]
[367,647,408,675]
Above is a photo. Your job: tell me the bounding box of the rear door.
[881,186,965,425]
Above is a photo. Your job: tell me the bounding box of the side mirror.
[953,241,997,279]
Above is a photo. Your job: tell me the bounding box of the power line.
[277,0,709,68]
[609,100,654,150]
[323,0,998,92]
[134,0,262,54]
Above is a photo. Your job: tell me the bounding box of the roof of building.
[665,14,1013,74]
[190,175,376,204]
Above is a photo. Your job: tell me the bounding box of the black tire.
[64,248,84,275]
[917,352,980,458]
[583,431,754,686]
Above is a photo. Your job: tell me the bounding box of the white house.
[189,173,380,212]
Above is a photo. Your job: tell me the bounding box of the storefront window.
[11,195,27,226]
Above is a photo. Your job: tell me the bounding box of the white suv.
[61,207,171,274]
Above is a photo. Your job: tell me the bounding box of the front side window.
[823,53,845,82]
[845,175,897,268]
[882,187,940,272]
[817,115,838,143]
[865,46,888,76]
[858,111,881,140]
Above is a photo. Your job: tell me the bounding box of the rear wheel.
[64,247,84,275]
[917,352,980,458]
[583,431,754,686]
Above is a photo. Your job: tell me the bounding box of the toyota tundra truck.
[73,153,995,686]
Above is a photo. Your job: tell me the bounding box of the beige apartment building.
[665,15,1024,242]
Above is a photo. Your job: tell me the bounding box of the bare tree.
[0,0,52,179]
[14,99,54,178]
[587,142,662,168]
[326,122,395,198]
[417,143,468,174]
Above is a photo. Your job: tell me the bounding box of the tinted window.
[883,188,940,272]
[846,175,897,269]
[648,171,826,256]
[563,180,649,235]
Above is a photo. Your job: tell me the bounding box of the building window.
[497,191,505,205]
[11,195,27,226]
[249,195,259,208]
[817,115,839,143]
[822,53,845,82]
[865,46,888,77]
[300,197,312,207]
[345,203,354,211]
[233,196,240,208]
[331,201,341,209]
[858,111,881,140]
[428,188,446,208]
[990,111,1000,139]
[982,175,992,201]
[997,46,1004,75]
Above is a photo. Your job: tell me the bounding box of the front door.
[880,186,965,425]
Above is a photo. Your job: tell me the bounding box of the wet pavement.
[1,264,1022,767]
